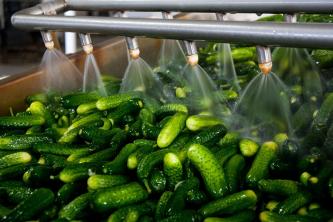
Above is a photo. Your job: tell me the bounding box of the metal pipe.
[256,46,272,75]
[79,33,93,54]
[65,0,333,14]
[13,0,66,16]
[120,12,140,59]
[11,15,333,49]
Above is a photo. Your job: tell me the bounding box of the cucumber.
[26,93,48,104]
[159,210,202,222]
[187,144,228,198]
[0,204,10,218]
[39,154,66,169]
[125,211,139,222]
[204,210,256,222]
[107,99,143,125]
[246,141,278,187]
[0,135,52,150]
[165,177,199,216]
[258,179,299,196]
[22,165,55,186]
[218,132,240,149]
[103,143,138,174]
[128,119,143,138]
[139,108,154,124]
[199,190,257,217]
[34,143,91,156]
[76,102,97,115]
[239,138,259,157]
[0,181,33,204]
[307,208,333,221]
[259,211,315,222]
[225,154,245,193]
[38,205,58,222]
[88,175,129,190]
[154,103,188,120]
[186,189,208,206]
[26,126,42,135]
[138,216,154,222]
[1,188,54,222]
[163,153,183,190]
[192,125,227,145]
[59,162,102,183]
[127,144,155,170]
[0,116,45,128]
[329,177,333,198]
[142,122,160,139]
[27,101,54,126]
[133,139,156,148]
[186,115,223,131]
[157,112,187,148]
[58,192,91,220]
[158,116,172,128]
[66,112,103,133]
[92,182,148,212]
[62,91,101,108]
[107,201,155,222]
[56,183,83,206]
[149,170,166,193]
[0,152,32,169]
[0,164,29,181]
[273,191,312,215]
[155,191,173,220]
[78,146,118,163]
[96,93,136,110]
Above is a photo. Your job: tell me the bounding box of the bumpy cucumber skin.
[225,154,245,193]
[56,183,82,206]
[96,93,135,110]
[239,138,259,157]
[0,116,45,128]
[0,181,33,204]
[62,91,101,108]
[192,125,227,145]
[186,115,223,131]
[0,152,32,169]
[187,144,228,199]
[34,143,91,156]
[273,191,312,215]
[1,188,54,222]
[259,211,314,222]
[246,141,278,187]
[154,103,188,119]
[157,112,187,148]
[199,190,257,217]
[204,210,255,222]
[149,170,167,193]
[58,193,91,220]
[258,179,299,196]
[159,210,202,222]
[92,182,148,212]
[155,191,173,220]
[0,135,52,150]
[163,153,183,190]
[108,201,155,222]
[76,102,97,115]
[59,162,101,183]
[88,175,129,190]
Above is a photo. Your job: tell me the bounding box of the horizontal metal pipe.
[66,0,333,13]
[14,0,66,16]
[11,15,333,49]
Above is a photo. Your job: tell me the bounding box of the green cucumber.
[76,102,97,115]
[0,164,29,181]
[273,191,312,215]
[27,101,54,126]
[107,201,155,222]
[0,135,52,150]
[192,125,227,145]
[107,99,143,125]
[0,116,45,128]
[215,146,238,167]
[155,191,173,220]
[88,175,129,190]
[62,91,101,108]
[96,93,136,110]
[34,143,91,156]
[225,154,245,193]
[0,181,33,204]
[66,112,103,133]
[127,144,155,170]
[258,179,299,196]
[307,208,333,221]
[139,108,155,124]
[218,132,240,149]
[163,153,183,190]
[149,170,166,193]
[26,93,48,104]
[22,165,55,186]
[158,116,172,128]
[157,112,187,148]
[142,122,160,139]
[160,210,202,222]
[58,193,91,220]
[1,188,54,222]
[186,189,208,206]
[103,143,138,174]
[204,210,256,222]
[0,152,32,169]
[92,182,148,212]
[0,204,10,218]
[26,126,42,135]
[329,177,333,198]
[187,144,228,198]
[78,147,117,163]
[246,141,278,187]
[259,211,315,222]
[186,115,223,131]
[59,162,101,183]
[128,120,143,138]
[56,183,83,206]
[154,103,188,120]
[199,190,257,217]
[38,154,66,169]
[239,138,259,157]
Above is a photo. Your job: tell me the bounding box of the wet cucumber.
[62,91,101,108]
[92,182,148,212]
[258,179,299,196]
[186,189,208,206]
[88,175,129,190]
[78,146,118,163]
[199,190,257,217]
[149,170,166,193]
[246,141,278,187]
[218,132,240,149]
[157,112,187,148]
[215,146,238,167]
[56,182,83,206]
[128,119,143,138]
[204,210,256,222]
[192,125,227,145]
[160,210,202,222]
[28,101,54,126]
[76,102,97,115]
[187,144,228,198]
[0,116,45,128]
[0,135,52,150]
[225,154,245,193]
[0,152,32,169]
[0,181,33,204]
[186,115,223,131]
[154,103,188,120]
[58,192,91,220]
[96,93,137,110]
[259,211,315,222]
[59,162,102,183]
[163,153,183,190]
[22,165,55,186]
[107,201,155,222]
[139,108,155,124]
[273,191,312,215]
[38,154,66,169]
[239,138,259,157]
[142,122,160,139]
[107,99,143,125]
[0,204,10,218]
[79,127,118,146]
[34,143,91,156]
[155,191,173,220]
[0,164,29,181]
[127,144,155,170]
[1,188,54,222]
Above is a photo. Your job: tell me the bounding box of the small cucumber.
[0,152,32,169]
[199,190,257,217]
[128,119,143,138]
[62,91,101,108]
[273,191,312,215]
[192,125,227,145]
[142,122,160,140]
[56,183,83,206]
[0,135,52,150]
[66,112,103,133]
[187,144,228,198]
[159,210,202,222]
[139,108,155,124]
[225,154,245,193]
[155,191,173,220]
[92,182,148,212]
[0,116,45,128]
[259,211,314,222]
[186,189,208,206]
[79,127,117,146]
[239,138,259,157]
[78,146,118,163]
[28,101,54,126]
[163,153,183,190]
[218,132,240,149]
[107,99,143,125]
[204,210,255,222]
[127,144,155,170]
[186,115,223,131]
[22,165,55,186]
[258,179,299,196]
[154,103,188,120]
[96,93,136,110]
[0,181,33,204]
[149,170,167,193]
[157,112,187,148]
[246,141,278,187]
[0,204,10,218]
[76,102,97,115]
[34,143,91,156]
[59,162,102,183]
[88,175,129,190]
[58,193,91,220]
[0,164,29,181]
[38,154,66,169]
[215,146,238,167]
[2,188,54,222]
[108,201,155,222]
[26,93,48,104]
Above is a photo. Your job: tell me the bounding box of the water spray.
[79,33,93,54]
[120,12,140,60]
[39,3,57,50]
[257,46,272,75]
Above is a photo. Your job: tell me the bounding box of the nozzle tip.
[129,48,140,59]
[44,41,54,50]
[187,54,199,66]
[259,62,272,75]
[83,44,93,54]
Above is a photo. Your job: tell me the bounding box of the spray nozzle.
[216,13,225,21]
[284,14,297,23]
[256,46,272,75]
[79,33,93,54]
[184,41,198,66]
[41,31,54,49]
[126,37,140,59]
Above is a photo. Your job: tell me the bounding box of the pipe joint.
[256,46,272,75]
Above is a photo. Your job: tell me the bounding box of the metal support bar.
[11,15,333,49]
[65,0,333,14]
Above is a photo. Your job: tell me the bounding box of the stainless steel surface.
[65,0,333,13]
[11,15,333,49]
[256,46,272,64]
[41,31,53,43]
[13,0,65,16]
[183,41,198,56]
[284,14,297,23]
[125,37,139,50]
[79,33,92,46]
[216,13,225,21]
